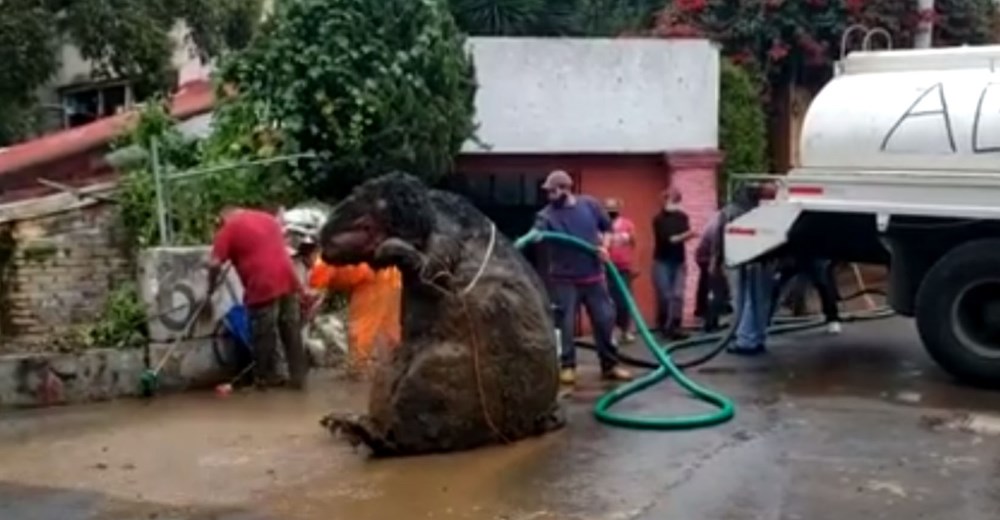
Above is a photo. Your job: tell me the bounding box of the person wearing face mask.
[533,170,633,386]
[604,197,637,345]
[651,187,696,339]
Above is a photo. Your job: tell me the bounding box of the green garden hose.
[515,229,736,430]
[515,229,897,431]
[578,300,894,371]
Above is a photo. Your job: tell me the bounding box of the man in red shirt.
[605,198,637,344]
[207,207,307,390]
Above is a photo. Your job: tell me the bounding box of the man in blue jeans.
[534,170,632,386]
[725,184,776,355]
[729,260,775,355]
[652,188,696,339]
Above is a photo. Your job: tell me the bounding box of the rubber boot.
[551,304,574,385]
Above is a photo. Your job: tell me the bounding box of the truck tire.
[915,239,1000,388]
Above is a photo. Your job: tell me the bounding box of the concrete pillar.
[915,0,935,49]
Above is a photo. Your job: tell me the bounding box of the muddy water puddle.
[758,319,1000,413]
[0,374,584,520]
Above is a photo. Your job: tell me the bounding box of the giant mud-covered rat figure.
[318,172,564,456]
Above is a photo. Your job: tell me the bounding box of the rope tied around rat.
[408,223,511,444]
[460,222,497,296]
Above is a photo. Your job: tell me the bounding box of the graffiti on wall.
[14,357,66,405]
[139,248,243,343]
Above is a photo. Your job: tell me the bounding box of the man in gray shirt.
[694,197,744,332]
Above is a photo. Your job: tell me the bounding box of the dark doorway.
[440,170,592,332]
[437,170,557,272]
[438,172,550,238]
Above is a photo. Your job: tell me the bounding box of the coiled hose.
[514,229,895,431]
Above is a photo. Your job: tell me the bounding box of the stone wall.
[0,192,348,409]
[0,183,128,353]
[0,340,229,408]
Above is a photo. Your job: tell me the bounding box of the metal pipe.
[840,24,871,60]
[164,152,317,183]
[915,0,935,49]
[162,157,175,245]
[838,24,872,76]
[862,28,893,52]
[151,139,170,246]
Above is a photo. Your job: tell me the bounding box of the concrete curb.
[0,339,228,410]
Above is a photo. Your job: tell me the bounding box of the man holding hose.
[533,170,632,386]
[207,207,308,390]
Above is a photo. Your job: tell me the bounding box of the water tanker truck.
[725,44,1000,387]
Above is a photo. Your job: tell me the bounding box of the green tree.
[718,59,767,196]
[446,0,662,36]
[935,0,998,46]
[575,0,665,36]
[0,0,263,146]
[447,0,578,35]
[116,101,302,248]
[214,0,478,198]
[0,1,61,144]
[656,0,999,84]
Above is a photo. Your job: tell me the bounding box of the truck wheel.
[916,239,1000,387]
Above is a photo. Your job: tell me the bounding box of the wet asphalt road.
[1,317,999,520]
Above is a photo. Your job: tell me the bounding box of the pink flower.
[768,42,790,61]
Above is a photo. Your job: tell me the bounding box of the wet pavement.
[2,317,999,520]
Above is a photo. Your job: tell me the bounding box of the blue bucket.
[222,304,252,352]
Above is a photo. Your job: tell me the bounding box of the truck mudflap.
[724,203,803,267]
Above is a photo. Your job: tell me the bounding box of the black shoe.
[727,344,767,356]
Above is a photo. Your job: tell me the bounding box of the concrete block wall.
[0,339,232,409]
[0,188,130,352]
[0,348,144,408]
[137,246,244,343]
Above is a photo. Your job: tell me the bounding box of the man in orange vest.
[307,260,402,373]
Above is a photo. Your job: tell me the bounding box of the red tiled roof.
[0,80,215,177]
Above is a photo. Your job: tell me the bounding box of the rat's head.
[318,172,435,266]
